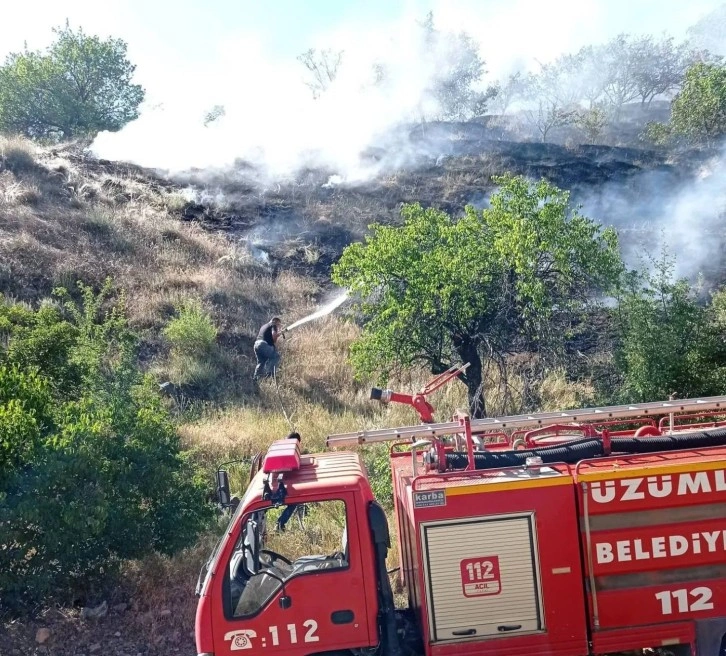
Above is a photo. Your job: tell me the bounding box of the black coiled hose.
[611,427,726,453]
[446,438,604,470]
[445,427,726,470]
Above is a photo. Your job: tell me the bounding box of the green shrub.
[362,444,393,509]
[0,365,53,485]
[610,260,726,402]
[642,121,673,147]
[163,300,219,387]
[164,300,217,357]
[670,63,726,146]
[0,281,213,613]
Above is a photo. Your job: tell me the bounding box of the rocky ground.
[1,603,195,656]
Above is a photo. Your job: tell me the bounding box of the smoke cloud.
[91,1,723,180]
[573,147,726,282]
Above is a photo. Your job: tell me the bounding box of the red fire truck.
[195,389,726,656]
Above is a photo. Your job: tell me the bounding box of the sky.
[1,1,719,96]
[0,1,722,173]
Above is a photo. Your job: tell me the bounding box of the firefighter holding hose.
[253,316,285,381]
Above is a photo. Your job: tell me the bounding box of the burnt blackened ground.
[168,126,719,287]
[63,115,722,288]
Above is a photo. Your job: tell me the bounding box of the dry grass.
[178,315,468,460]
[0,135,37,174]
[0,171,40,207]
[0,136,323,402]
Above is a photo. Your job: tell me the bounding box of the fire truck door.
[220,498,373,655]
[421,513,543,643]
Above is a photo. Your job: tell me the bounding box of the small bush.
[0,136,36,174]
[642,121,673,147]
[162,191,190,213]
[163,300,220,389]
[610,259,726,402]
[163,300,217,358]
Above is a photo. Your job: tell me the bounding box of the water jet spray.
[282,292,349,334]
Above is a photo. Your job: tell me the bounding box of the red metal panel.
[577,448,726,643]
[391,452,422,614]
[582,463,726,515]
[401,468,588,656]
[590,518,726,576]
[591,621,695,655]
[598,581,726,627]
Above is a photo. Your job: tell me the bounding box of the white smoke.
[92,15,466,179]
[574,146,726,281]
[90,0,723,179]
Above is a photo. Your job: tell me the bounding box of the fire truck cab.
[195,441,398,656]
[196,396,726,656]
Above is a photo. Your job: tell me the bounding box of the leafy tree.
[612,260,726,402]
[297,48,344,99]
[524,99,578,142]
[332,175,622,417]
[576,106,608,142]
[573,45,610,109]
[518,33,717,137]
[419,12,487,120]
[631,36,712,107]
[489,72,527,115]
[0,24,144,140]
[600,34,641,117]
[0,282,211,612]
[522,56,585,140]
[713,287,726,327]
[536,55,588,109]
[670,62,726,145]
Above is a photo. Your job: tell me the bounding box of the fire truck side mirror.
[242,518,261,576]
[217,469,231,507]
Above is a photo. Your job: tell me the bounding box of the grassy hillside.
[0,136,325,398]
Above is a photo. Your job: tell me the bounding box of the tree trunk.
[454,339,486,418]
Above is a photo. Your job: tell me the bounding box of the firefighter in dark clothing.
[253,317,284,380]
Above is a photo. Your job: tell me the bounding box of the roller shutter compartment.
[421,513,544,643]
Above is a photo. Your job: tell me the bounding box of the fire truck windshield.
[226,499,349,618]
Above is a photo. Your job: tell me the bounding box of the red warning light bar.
[262,439,301,473]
